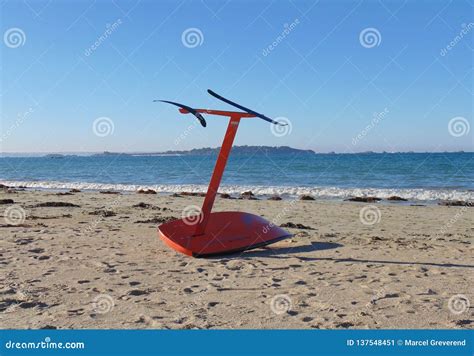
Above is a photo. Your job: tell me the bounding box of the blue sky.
[1,0,472,153]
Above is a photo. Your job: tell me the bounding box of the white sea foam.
[1,180,473,202]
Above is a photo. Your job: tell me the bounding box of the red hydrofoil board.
[155,90,292,257]
[159,212,291,257]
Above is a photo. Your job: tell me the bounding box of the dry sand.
[0,189,472,329]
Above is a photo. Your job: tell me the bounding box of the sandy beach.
[0,189,472,329]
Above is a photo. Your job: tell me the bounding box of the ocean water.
[1,152,473,202]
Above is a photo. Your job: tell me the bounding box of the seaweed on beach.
[134,216,177,224]
[438,200,473,207]
[33,202,80,208]
[239,191,258,200]
[27,214,72,220]
[180,191,206,197]
[137,189,157,194]
[88,209,116,217]
[132,202,161,210]
[280,222,314,230]
[387,196,408,201]
[345,197,381,203]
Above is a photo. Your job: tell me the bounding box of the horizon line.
[1,148,472,156]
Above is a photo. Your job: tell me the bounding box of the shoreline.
[1,180,473,205]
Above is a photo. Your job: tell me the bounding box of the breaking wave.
[2,180,473,202]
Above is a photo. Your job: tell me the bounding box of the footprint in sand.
[36,255,50,260]
[42,269,55,276]
[15,237,34,245]
[128,290,148,296]
[335,321,354,328]
[40,325,57,329]
[453,320,472,327]
[0,299,21,312]
[294,280,307,285]
[224,260,244,271]
[19,301,48,309]
[68,308,85,316]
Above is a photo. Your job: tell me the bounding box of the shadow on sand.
[220,242,474,269]
[209,241,342,259]
[245,241,342,257]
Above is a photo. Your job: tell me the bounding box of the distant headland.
[0,149,471,158]
[96,146,316,156]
